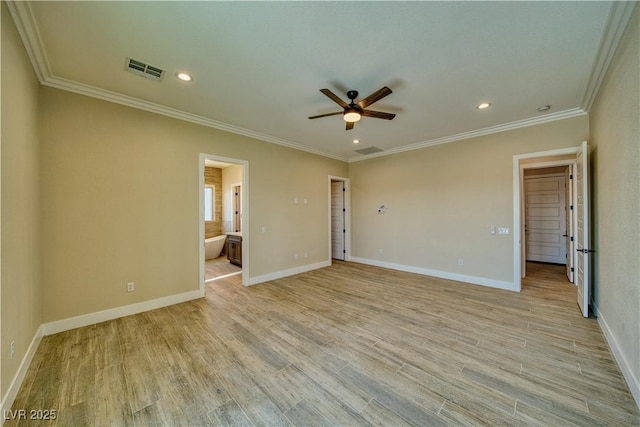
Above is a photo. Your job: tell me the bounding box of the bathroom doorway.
[199,154,248,292]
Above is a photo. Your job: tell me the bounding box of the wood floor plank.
[337,363,447,426]
[358,399,414,427]
[6,261,639,426]
[208,399,254,427]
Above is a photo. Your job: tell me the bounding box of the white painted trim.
[594,304,640,409]
[328,176,352,262]
[1,326,43,420]
[351,257,517,292]
[5,1,49,82]
[350,109,587,162]
[581,1,638,111]
[8,0,634,163]
[199,154,249,287]
[205,271,242,283]
[41,290,202,336]
[247,261,331,287]
[513,146,580,290]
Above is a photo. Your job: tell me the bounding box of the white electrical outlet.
[10,341,15,359]
[294,253,299,260]
[457,258,464,266]
[127,282,135,292]
[304,252,308,258]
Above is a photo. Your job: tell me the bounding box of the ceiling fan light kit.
[343,110,361,122]
[309,86,395,131]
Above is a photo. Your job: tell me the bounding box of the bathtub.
[205,234,227,260]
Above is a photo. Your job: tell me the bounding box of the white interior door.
[524,175,567,264]
[576,141,590,317]
[331,181,346,260]
[565,165,575,282]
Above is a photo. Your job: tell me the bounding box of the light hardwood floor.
[6,262,639,426]
[205,256,241,281]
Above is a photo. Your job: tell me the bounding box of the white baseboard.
[351,257,517,292]
[247,260,331,286]
[593,303,640,409]
[1,326,43,424]
[41,289,203,336]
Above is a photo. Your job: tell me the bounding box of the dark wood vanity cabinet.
[227,234,242,267]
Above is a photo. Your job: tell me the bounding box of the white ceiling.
[8,1,635,161]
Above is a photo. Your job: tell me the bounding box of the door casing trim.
[513,146,580,291]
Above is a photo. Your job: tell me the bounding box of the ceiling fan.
[308,87,396,130]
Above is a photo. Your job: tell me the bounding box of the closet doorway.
[329,176,351,262]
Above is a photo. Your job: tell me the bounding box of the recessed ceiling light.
[176,72,192,82]
[477,102,492,110]
[353,139,360,144]
[537,105,551,112]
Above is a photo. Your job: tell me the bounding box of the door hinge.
[343,249,346,253]
[570,205,574,210]
[571,267,575,272]
[571,236,574,242]
[343,229,346,233]
[343,208,346,212]
[342,187,346,192]
[570,174,573,179]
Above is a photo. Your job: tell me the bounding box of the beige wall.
[204,166,222,238]
[222,164,243,233]
[1,2,42,398]
[589,6,639,398]
[38,87,347,323]
[349,116,589,283]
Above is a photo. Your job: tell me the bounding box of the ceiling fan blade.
[360,110,396,120]
[320,89,349,109]
[345,121,355,131]
[308,111,344,119]
[357,86,392,109]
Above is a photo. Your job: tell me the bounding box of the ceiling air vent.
[354,146,383,155]
[125,57,164,81]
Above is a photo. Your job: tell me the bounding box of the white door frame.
[328,176,351,262]
[199,153,250,294]
[513,147,579,291]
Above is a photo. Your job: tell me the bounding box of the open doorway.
[513,142,591,317]
[199,154,249,294]
[517,153,577,284]
[329,176,351,262]
[524,167,571,274]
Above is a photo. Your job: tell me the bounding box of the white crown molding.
[7,0,632,163]
[581,1,638,112]
[5,0,349,163]
[5,0,50,82]
[349,108,587,163]
[43,75,348,162]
